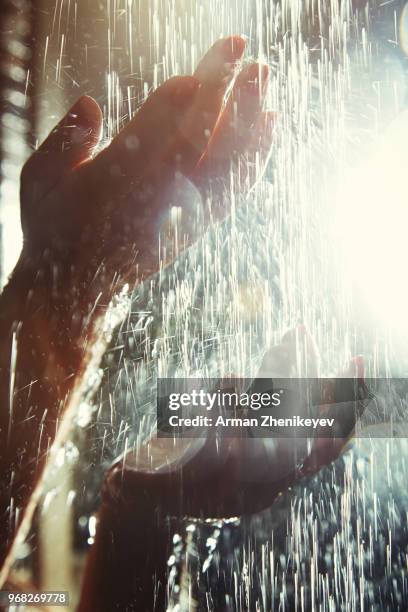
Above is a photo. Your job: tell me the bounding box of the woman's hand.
[105,327,364,519]
[78,328,365,612]
[19,36,270,293]
[0,36,272,581]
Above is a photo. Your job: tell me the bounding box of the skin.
[77,329,364,611]
[0,35,363,608]
[0,34,272,587]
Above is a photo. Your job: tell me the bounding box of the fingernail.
[172,77,200,106]
[61,95,102,149]
[342,355,365,379]
[222,36,246,62]
[350,355,365,379]
[66,95,102,130]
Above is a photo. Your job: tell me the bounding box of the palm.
[105,329,363,518]
[20,37,271,297]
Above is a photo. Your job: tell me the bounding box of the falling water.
[6,0,408,609]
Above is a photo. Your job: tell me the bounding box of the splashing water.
[10,0,408,609]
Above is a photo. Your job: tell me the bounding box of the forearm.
[0,250,109,576]
[78,467,172,612]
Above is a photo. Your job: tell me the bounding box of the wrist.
[78,465,174,612]
[0,255,82,378]
[0,248,111,375]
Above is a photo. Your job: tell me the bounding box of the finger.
[251,110,276,157]
[174,36,246,175]
[316,355,366,411]
[258,324,320,378]
[198,111,275,223]
[21,95,102,203]
[193,35,246,116]
[193,63,269,187]
[340,355,365,379]
[117,436,206,476]
[300,433,349,478]
[301,356,367,477]
[85,76,200,203]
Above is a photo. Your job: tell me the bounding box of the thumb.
[21,95,102,204]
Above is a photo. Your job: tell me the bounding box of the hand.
[78,327,366,612]
[19,36,271,303]
[0,37,273,582]
[104,327,365,519]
